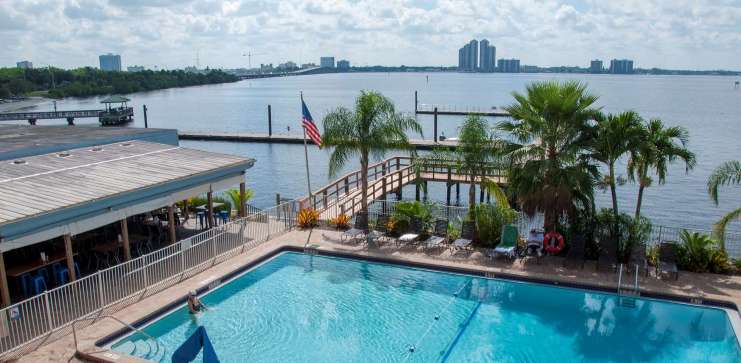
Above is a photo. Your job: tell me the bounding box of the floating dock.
[178,131,459,150]
[416,109,509,117]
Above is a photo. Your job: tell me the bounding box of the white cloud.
[1,0,739,70]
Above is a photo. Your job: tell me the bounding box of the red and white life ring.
[543,232,564,253]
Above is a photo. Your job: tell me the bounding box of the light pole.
[39,62,56,89]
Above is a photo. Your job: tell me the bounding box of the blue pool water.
[111,253,741,362]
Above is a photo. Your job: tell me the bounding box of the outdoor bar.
[0,140,255,309]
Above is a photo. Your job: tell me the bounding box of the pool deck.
[14,227,741,363]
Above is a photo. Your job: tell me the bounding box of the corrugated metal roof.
[0,141,255,226]
[99,95,131,103]
[0,125,178,161]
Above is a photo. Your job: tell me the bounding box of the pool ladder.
[617,263,639,308]
[72,315,166,361]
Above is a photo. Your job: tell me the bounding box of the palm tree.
[627,118,695,217]
[322,90,423,213]
[591,110,646,216]
[498,80,601,232]
[707,160,741,247]
[223,188,255,217]
[413,114,508,218]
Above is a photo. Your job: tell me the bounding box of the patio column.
[168,205,177,243]
[64,234,76,281]
[0,253,10,308]
[240,182,247,218]
[184,199,189,223]
[207,192,215,229]
[121,218,131,261]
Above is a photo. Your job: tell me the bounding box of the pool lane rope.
[400,278,473,363]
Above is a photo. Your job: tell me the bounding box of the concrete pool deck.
[14,227,741,363]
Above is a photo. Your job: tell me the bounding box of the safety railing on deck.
[0,200,297,361]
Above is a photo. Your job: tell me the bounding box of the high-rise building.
[468,39,478,69]
[609,59,634,74]
[16,61,33,69]
[320,57,335,68]
[127,65,145,72]
[498,59,520,73]
[99,53,122,71]
[479,40,496,72]
[590,60,603,73]
[337,60,350,69]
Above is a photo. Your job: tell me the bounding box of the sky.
[1,0,740,71]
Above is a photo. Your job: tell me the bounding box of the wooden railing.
[310,156,507,215]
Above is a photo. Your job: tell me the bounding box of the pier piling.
[434,107,438,142]
[268,105,272,136]
[143,105,148,128]
[415,91,418,112]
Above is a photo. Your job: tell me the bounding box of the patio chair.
[341,212,368,243]
[656,242,678,280]
[423,219,449,251]
[450,221,475,254]
[366,214,390,245]
[396,216,423,248]
[562,234,586,269]
[489,225,519,260]
[596,236,619,273]
[628,242,649,277]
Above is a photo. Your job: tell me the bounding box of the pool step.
[133,339,151,358]
[619,297,636,308]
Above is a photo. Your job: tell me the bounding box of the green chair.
[489,224,519,259]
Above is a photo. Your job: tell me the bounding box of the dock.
[178,131,459,150]
[413,91,510,117]
[0,107,134,125]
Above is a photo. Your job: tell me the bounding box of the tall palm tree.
[707,160,741,247]
[322,90,423,213]
[499,80,601,232]
[627,118,695,217]
[591,110,646,216]
[413,115,508,218]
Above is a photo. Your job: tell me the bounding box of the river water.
[11,73,741,231]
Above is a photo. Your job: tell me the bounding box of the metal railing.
[417,104,500,113]
[72,315,163,360]
[648,224,741,258]
[0,200,297,361]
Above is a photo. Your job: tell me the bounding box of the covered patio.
[0,140,255,308]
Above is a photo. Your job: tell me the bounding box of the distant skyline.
[1,0,740,71]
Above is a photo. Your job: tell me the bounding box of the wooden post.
[276,193,281,207]
[447,169,452,206]
[0,253,10,308]
[143,105,148,128]
[456,183,460,199]
[434,107,438,142]
[344,177,349,195]
[240,182,247,218]
[268,105,272,136]
[121,219,131,261]
[414,91,417,112]
[207,192,215,229]
[415,183,420,201]
[64,234,76,281]
[184,199,189,222]
[480,188,484,203]
[168,205,176,243]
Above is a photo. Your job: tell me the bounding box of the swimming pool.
[110,252,741,362]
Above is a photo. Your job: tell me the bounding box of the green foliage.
[391,201,438,234]
[0,66,238,98]
[223,188,255,217]
[447,222,461,241]
[498,79,601,231]
[677,230,719,273]
[472,204,516,246]
[0,87,10,99]
[706,160,741,248]
[322,90,423,212]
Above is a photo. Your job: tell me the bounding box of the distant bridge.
[309,156,507,218]
[238,66,334,80]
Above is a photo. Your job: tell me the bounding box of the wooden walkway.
[311,156,506,218]
[178,131,459,150]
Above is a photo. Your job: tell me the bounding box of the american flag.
[302,100,322,147]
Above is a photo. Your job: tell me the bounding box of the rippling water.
[15,73,741,231]
[111,253,741,363]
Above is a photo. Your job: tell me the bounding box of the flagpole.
[301,91,313,209]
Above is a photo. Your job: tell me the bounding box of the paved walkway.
[13,228,741,363]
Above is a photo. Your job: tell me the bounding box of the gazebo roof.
[100,95,131,103]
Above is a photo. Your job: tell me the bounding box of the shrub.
[677,230,719,273]
[298,208,319,228]
[473,204,516,246]
[392,201,438,234]
[332,214,350,229]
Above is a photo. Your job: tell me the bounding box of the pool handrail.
[71,314,164,360]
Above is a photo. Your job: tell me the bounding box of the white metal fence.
[0,201,297,361]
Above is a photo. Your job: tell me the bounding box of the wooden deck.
[178,131,459,150]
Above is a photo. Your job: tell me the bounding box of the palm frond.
[707,160,741,205]
[712,206,741,251]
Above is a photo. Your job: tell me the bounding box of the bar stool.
[59,263,82,284]
[32,275,47,295]
[213,213,219,227]
[196,212,205,230]
[38,267,51,285]
[19,273,33,297]
[219,211,229,224]
[52,262,63,286]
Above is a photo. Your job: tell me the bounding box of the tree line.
[0,67,239,99]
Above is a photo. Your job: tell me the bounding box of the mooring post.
[142,105,148,128]
[480,188,484,203]
[456,183,460,199]
[28,119,36,125]
[66,117,74,126]
[415,183,420,201]
[446,169,452,206]
[434,107,438,142]
[414,91,418,112]
[268,105,272,136]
